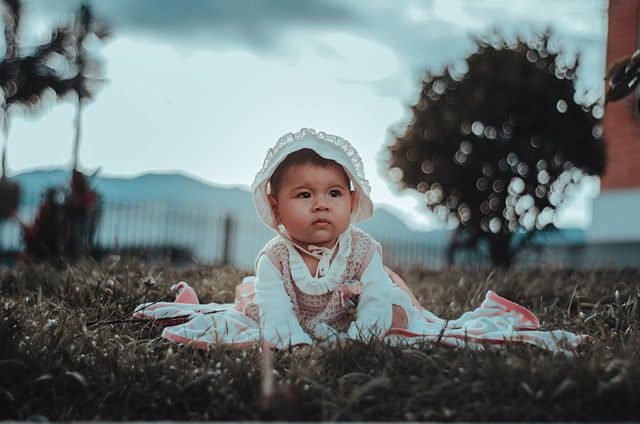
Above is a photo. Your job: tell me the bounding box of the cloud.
[24,0,606,97]
[27,0,363,54]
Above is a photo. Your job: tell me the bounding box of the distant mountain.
[12,168,449,244]
[14,168,254,213]
[12,168,70,198]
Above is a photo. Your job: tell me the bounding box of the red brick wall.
[603,0,640,189]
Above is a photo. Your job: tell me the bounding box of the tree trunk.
[1,110,9,179]
[488,232,513,268]
[72,96,83,171]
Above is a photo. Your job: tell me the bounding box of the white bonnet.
[252,128,374,230]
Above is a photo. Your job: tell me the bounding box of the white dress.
[133,226,589,352]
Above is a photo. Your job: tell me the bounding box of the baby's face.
[269,163,354,248]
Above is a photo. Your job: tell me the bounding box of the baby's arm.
[253,255,313,348]
[346,251,394,340]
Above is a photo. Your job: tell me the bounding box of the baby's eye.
[297,192,311,199]
[329,190,342,197]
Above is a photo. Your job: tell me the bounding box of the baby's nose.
[313,199,329,210]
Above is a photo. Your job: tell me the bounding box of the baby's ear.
[268,194,279,219]
[350,191,356,211]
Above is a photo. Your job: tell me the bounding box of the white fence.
[0,200,450,270]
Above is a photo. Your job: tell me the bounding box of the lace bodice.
[251,227,375,334]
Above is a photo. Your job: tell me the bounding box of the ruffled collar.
[284,228,352,295]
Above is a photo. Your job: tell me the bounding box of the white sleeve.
[253,255,313,348]
[346,250,394,340]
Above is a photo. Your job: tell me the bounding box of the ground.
[1,257,639,421]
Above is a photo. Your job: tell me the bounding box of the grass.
[1,256,639,421]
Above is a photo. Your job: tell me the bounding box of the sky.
[5,0,609,230]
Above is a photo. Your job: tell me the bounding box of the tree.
[0,0,79,223]
[0,1,107,179]
[385,33,606,268]
[0,1,108,258]
[66,4,110,171]
[1,0,68,179]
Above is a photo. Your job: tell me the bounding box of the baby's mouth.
[313,218,330,225]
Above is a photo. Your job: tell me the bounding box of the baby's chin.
[297,234,340,248]
[290,225,349,246]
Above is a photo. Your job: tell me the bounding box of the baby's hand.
[313,323,345,349]
[291,343,312,355]
[326,338,356,350]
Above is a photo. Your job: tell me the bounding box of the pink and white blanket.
[133,280,589,352]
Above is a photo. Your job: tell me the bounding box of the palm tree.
[66,4,110,171]
[1,0,24,220]
[59,5,109,259]
[0,0,78,179]
[0,0,108,260]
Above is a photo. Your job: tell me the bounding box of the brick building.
[601,0,640,190]
[588,0,640,249]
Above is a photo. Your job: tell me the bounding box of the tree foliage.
[0,1,109,177]
[1,1,75,122]
[66,4,110,169]
[385,34,606,267]
[0,1,108,223]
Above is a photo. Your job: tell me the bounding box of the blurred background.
[2,0,638,270]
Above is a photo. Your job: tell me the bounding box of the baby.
[247,129,415,347]
[134,128,589,352]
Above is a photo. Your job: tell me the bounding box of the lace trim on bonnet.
[254,128,370,195]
